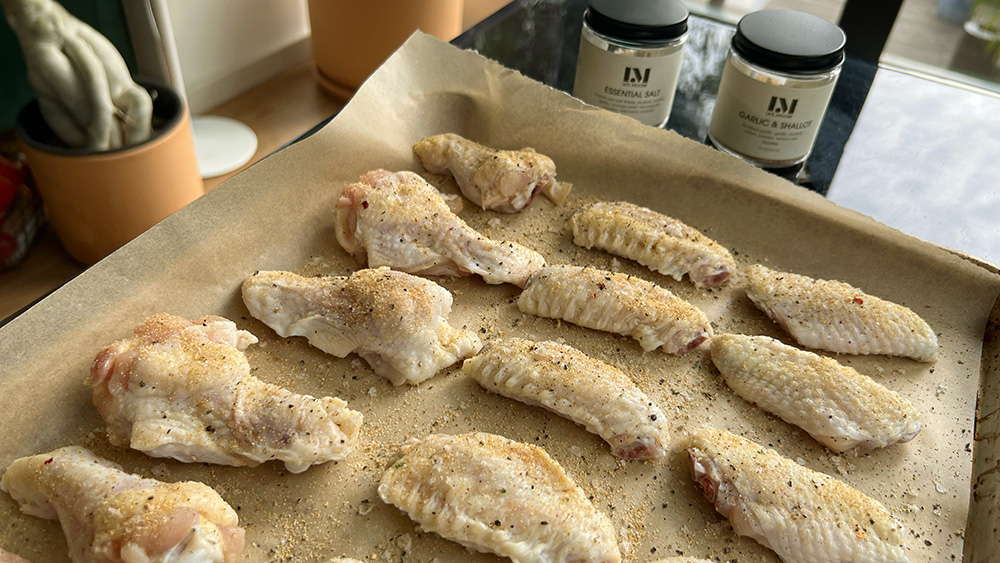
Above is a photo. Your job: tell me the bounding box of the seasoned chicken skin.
[571,201,735,288]
[413,133,571,213]
[710,334,921,453]
[1,446,245,563]
[88,314,362,474]
[745,264,938,361]
[242,268,481,386]
[517,265,711,354]
[335,169,546,286]
[687,429,909,563]
[0,549,30,563]
[463,338,669,459]
[379,432,620,563]
[651,558,714,563]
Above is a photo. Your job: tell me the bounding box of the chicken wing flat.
[571,201,735,288]
[745,264,938,361]
[335,169,546,287]
[413,133,571,213]
[687,428,909,563]
[88,314,362,473]
[711,334,921,453]
[517,265,711,354]
[1,446,244,563]
[242,268,482,386]
[378,432,620,563]
[463,338,669,459]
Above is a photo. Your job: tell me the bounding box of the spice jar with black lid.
[572,0,689,128]
[708,10,846,170]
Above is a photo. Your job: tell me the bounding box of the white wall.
[165,0,311,114]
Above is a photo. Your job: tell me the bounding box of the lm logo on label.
[767,96,798,114]
[623,67,651,84]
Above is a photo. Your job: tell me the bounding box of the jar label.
[573,37,684,127]
[709,58,837,164]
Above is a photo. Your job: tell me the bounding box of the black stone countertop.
[455,0,999,265]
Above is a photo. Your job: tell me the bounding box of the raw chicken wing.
[1,446,244,563]
[571,201,734,288]
[687,428,909,563]
[745,264,938,361]
[336,169,546,286]
[242,268,482,386]
[413,133,571,212]
[88,314,362,473]
[379,432,620,563]
[463,337,669,459]
[517,265,711,354]
[0,549,29,563]
[711,334,921,453]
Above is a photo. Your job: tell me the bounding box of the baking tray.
[1,33,998,562]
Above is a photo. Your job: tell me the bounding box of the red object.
[0,156,23,213]
[0,155,46,269]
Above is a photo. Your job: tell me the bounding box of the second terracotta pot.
[308,0,464,98]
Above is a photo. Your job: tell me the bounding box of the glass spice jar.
[572,0,689,128]
[708,10,846,169]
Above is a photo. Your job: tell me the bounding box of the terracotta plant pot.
[308,0,464,99]
[16,83,203,265]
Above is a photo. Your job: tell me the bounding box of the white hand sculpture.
[2,0,152,150]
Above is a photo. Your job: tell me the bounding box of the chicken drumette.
[1,446,245,562]
[413,133,571,213]
[336,170,546,287]
[88,314,363,473]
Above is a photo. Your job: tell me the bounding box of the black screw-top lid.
[732,10,846,74]
[586,0,689,43]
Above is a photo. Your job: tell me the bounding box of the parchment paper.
[2,33,999,562]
